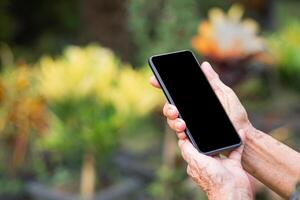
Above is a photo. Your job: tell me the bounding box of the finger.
[167,118,176,130]
[163,104,179,120]
[186,165,195,179]
[167,118,186,132]
[178,139,198,164]
[200,62,227,95]
[200,62,219,81]
[178,139,212,166]
[228,129,245,161]
[166,119,187,139]
[200,62,233,114]
[163,102,170,116]
[175,118,186,132]
[177,132,187,140]
[149,76,161,88]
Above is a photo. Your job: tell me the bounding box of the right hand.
[149,61,253,141]
[149,61,255,200]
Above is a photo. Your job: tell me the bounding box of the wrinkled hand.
[150,62,254,200]
[178,131,252,200]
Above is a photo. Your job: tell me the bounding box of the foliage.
[128,0,241,66]
[128,0,200,65]
[192,4,265,62]
[149,166,189,199]
[37,45,164,166]
[0,45,164,196]
[268,21,300,91]
[149,165,206,200]
[0,178,25,198]
[0,65,49,175]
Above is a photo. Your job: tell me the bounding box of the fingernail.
[202,61,209,65]
[202,61,212,71]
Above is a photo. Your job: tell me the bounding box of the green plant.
[0,44,164,198]
[37,45,163,160]
[36,45,163,197]
[128,0,200,66]
[149,165,207,200]
[0,65,48,176]
[0,178,25,198]
[268,21,300,91]
[128,0,233,66]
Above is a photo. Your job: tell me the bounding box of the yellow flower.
[38,45,163,117]
[39,57,67,100]
[39,45,119,101]
[110,66,163,116]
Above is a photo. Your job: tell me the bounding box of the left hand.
[178,130,253,200]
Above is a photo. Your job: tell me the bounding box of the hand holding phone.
[148,53,254,199]
[148,50,242,155]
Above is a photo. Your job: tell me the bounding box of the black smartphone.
[148,50,241,155]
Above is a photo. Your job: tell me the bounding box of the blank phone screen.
[150,51,241,153]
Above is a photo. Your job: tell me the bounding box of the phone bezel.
[148,50,242,155]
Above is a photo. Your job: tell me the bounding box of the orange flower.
[192,4,265,61]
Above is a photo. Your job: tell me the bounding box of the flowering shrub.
[37,45,164,162]
[0,45,164,195]
[268,21,300,90]
[0,65,48,174]
[192,4,265,62]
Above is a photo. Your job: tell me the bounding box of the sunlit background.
[0,0,300,199]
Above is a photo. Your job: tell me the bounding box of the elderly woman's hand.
[178,132,253,200]
[150,62,254,199]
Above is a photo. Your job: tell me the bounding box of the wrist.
[243,123,259,142]
[242,124,300,198]
[244,124,266,145]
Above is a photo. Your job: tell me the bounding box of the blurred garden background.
[0,0,300,199]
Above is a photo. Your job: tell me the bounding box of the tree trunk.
[80,152,96,200]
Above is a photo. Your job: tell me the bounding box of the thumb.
[200,61,227,93]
